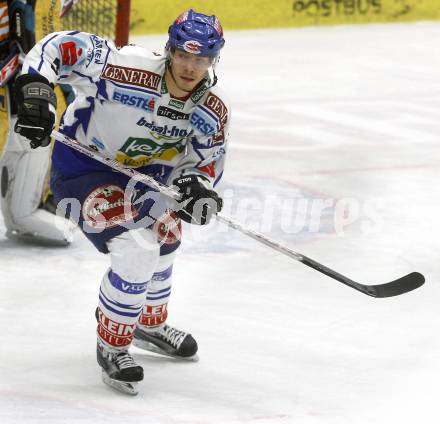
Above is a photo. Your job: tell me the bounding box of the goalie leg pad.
[8,0,36,54]
[0,125,73,245]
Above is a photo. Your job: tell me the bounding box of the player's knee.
[107,228,160,283]
[153,211,182,256]
[148,251,176,292]
[157,250,177,273]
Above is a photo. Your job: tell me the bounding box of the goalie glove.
[14,74,57,148]
[172,175,223,225]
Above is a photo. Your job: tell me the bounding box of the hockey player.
[0,0,73,245]
[13,9,229,395]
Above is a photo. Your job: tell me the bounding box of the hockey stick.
[51,130,425,298]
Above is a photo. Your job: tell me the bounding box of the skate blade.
[101,371,139,396]
[132,338,199,362]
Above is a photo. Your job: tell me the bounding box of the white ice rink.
[1,22,440,423]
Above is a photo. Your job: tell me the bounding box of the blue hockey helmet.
[167,10,225,58]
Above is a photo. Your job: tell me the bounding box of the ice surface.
[1,22,439,423]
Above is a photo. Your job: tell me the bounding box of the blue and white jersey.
[21,31,230,187]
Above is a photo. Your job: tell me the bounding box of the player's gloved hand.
[172,175,223,225]
[14,74,57,148]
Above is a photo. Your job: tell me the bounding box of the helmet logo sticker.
[183,40,202,54]
[213,17,224,36]
[175,10,189,25]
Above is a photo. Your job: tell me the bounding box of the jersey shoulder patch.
[190,88,229,137]
[52,35,89,69]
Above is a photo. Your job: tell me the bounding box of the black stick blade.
[361,272,425,298]
[300,255,425,298]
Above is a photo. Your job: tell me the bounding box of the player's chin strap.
[211,69,218,87]
[50,130,425,298]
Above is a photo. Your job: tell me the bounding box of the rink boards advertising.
[130,0,440,33]
[0,0,62,154]
[1,0,437,152]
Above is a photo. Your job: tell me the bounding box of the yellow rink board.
[34,0,61,42]
[130,0,440,34]
[3,0,437,154]
[0,86,8,154]
[0,0,62,158]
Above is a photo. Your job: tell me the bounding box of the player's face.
[169,50,212,92]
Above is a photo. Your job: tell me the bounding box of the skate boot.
[97,341,144,395]
[133,323,198,361]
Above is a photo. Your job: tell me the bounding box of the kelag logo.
[115,136,185,167]
[292,0,382,17]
